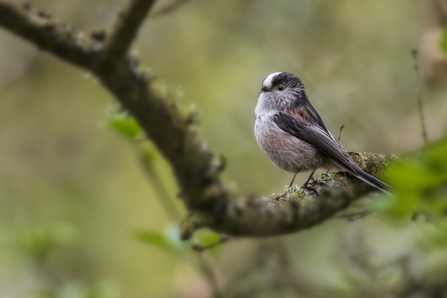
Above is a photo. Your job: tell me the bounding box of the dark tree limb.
[0,0,395,239]
[0,0,226,210]
[0,0,96,68]
[150,0,191,17]
[180,152,396,239]
[102,0,157,65]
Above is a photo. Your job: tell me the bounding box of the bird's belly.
[255,119,323,173]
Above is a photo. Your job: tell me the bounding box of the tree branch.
[0,0,226,209]
[0,0,96,68]
[180,152,396,239]
[150,0,191,17]
[411,49,429,147]
[102,0,157,64]
[0,0,395,240]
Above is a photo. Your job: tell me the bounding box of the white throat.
[255,92,276,117]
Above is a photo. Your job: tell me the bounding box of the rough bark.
[180,152,396,239]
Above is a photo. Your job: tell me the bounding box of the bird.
[254,71,393,197]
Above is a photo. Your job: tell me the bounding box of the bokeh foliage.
[378,138,447,221]
[1,0,447,297]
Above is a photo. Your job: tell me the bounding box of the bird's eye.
[277,85,284,91]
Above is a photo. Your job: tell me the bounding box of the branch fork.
[0,0,395,239]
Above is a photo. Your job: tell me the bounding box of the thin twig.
[223,257,266,294]
[196,253,223,298]
[411,49,429,147]
[274,240,319,297]
[36,256,62,287]
[338,124,344,141]
[192,235,232,252]
[436,0,447,16]
[103,0,157,64]
[138,150,182,221]
[151,0,191,17]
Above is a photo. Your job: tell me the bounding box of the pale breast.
[254,114,324,173]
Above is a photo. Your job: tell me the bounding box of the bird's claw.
[273,191,288,200]
[301,185,318,195]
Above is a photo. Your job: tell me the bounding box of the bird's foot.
[301,183,318,195]
[273,190,288,200]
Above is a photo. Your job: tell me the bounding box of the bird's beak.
[261,86,269,92]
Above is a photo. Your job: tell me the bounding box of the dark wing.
[273,112,356,173]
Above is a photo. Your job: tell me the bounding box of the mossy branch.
[181,152,396,239]
[0,0,395,239]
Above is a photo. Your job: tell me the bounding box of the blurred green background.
[1,0,447,297]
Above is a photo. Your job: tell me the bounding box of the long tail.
[352,166,394,196]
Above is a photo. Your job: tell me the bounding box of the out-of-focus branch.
[0,1,95,68]
[102,0,156,64]
[196,253,223,298]
[411,49,429,147]
[137,150,182,221]
[150,0,191,17]
[192,236,232,252]
[0,0,395,240]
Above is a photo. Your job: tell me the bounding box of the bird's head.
[256,72,307,114]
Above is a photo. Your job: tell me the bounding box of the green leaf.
[420,220,447,248]
[426,139,447,174]
[441,27,447,53]
[194,229,221,246]
[385,162,442,191]
[107,114,143,140]
[373,192,418,219]
[379,138,447,221]
[139,147,157,172]
[135,231,174,252]
[135,224,185,256]
[193,229,223,254]
[16,223,76,258]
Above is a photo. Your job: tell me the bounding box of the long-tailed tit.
[254,72,392,196]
